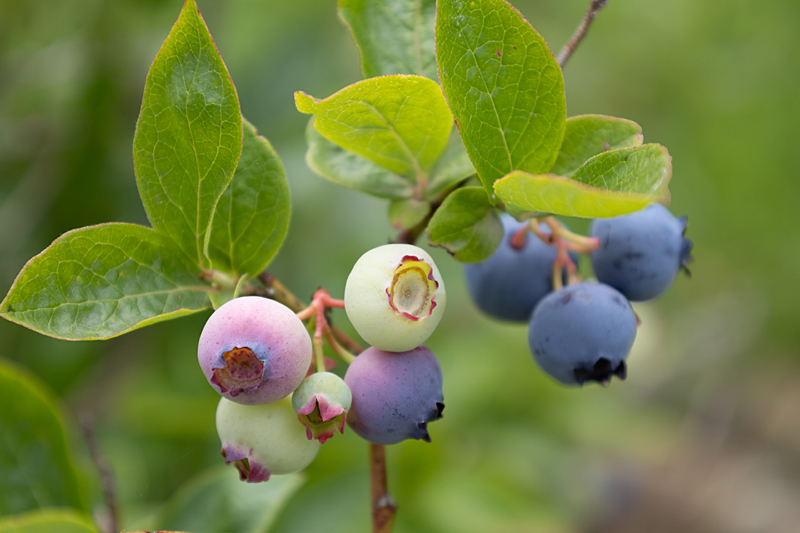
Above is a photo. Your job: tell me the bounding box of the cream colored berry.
[344,244,446,352]
[216,396,320,482]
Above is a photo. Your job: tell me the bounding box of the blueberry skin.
[344,346,444,445]
[591,204,693,301]
[528,283,637,386]
[464,215,578,322]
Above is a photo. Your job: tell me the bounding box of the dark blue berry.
[464,214,578,322]
[591,204,693,301]
[528,283,637,386]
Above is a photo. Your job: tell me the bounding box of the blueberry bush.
[1,0,708,532]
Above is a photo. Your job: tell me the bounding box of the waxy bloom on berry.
[198,296,312,405]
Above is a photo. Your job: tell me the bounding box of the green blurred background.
[1,0,799,531]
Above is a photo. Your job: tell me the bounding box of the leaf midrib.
[455,5,513,173]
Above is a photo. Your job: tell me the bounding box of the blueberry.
[345,244,446,352]
[464,214,578,322]
[292,372,352,444]
[344,345,444,445]
[216,396,320,483]
[591,204,693,301]
[528,283,637,386]
[198,296,312,405]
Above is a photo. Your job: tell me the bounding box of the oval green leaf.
[436,0,566,198]
[133,0,243,268]
[339,0,438,80]
[0,361,88,515]
[0,223,213,340]
[305,119,413,199]
[427,186,503,262]
[206,119,290,278]
[550,115,643,177]
[144,467,304,533]
[494,144,672,218]
[295,75,452,180]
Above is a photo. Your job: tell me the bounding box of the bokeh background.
[1,0,799,532]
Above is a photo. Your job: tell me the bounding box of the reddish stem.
[528,218,556,245]
[551,232,578,291]
[510,223,529,250]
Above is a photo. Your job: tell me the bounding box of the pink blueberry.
[198,296,312,405]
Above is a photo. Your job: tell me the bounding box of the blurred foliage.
[0,0,798,532]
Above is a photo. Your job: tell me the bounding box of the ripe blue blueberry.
[528,283,637,386]
[344,345,444,445]
[590,204,693,301]
[464,214,578,322]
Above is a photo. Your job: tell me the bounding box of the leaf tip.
[294,91,316,114]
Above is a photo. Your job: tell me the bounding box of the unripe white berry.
[292,372,352,444]
[344,244,446,352]
[216,396,320,482]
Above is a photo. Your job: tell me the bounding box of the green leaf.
[295,75,453,180]
[389,198,430,230]
[133,0,243,268]
[0,224,213,341]
[494,144,672,218]
[338,0,438,80]
[550,115,643,177]
[0,360,87,515]
[148,466,304,533]
[436,0,566,197]
[427,132,476,199]
[206,119,290,278]
[427,187,503,262]
[0,509,98,533]
[305,118,413,199]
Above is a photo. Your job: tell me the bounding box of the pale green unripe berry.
[216,396,320,483]
[344,244,446,352]
[292,372,352,444]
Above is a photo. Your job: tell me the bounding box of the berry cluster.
[197,244,446,482]
[466,204,693,386]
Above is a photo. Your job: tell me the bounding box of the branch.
[255,272,306,312]
[81,415,118,533]
[393,199,440,245]
[557,0,608,68]
[370,443,397,533]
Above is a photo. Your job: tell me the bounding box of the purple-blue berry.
[344,345,444,445]
[464,214,578,322]
[528,283,637,386]
[591,204,693,301]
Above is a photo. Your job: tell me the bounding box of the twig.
[370,443,397,533]
[80,415,118,533]
[393,197,443,245]
[557,0,608,68]
[331,325,364,354]
[256,272,306,312]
